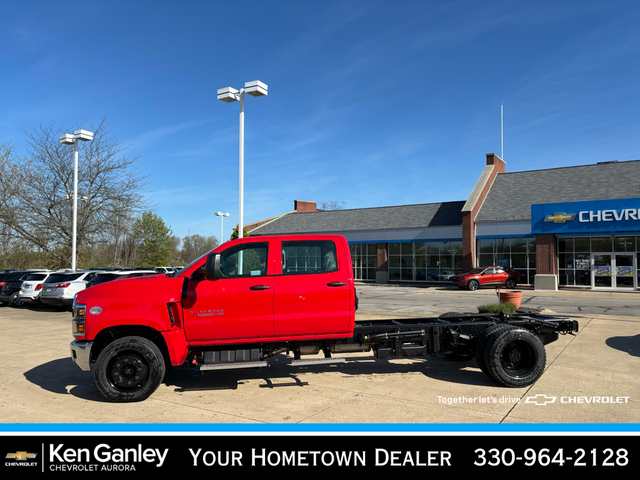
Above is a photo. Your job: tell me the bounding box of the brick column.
[534,234,558,290]
[461,153,506,272]
[376,243,388,284]
[462,211,475,272]
[535,234,557,274]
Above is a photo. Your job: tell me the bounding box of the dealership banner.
[0,433,636,473]
[531,198,640,234]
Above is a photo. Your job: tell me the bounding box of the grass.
[477,302,518,314]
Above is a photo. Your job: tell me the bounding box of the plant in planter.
[477,302,518,314]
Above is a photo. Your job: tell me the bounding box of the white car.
[85,269,158,289]
[39,270,103,308]
[18,270,52,305]
[154,266,179,274]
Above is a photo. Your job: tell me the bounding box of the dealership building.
[248,153,640,291]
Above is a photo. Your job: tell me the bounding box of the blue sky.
[2,0,640,240]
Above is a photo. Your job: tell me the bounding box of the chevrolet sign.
[532,198,640,234]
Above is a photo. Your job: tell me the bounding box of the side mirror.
[204,253,221,280]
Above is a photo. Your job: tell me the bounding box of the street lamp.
[60,129,94,270]
[217,80,268,238]
[215,211,229,242]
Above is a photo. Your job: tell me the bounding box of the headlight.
[72,303,86,337]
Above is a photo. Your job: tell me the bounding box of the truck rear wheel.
[94,336,166,403]
[482,327,546,387]
[474,323,514,376]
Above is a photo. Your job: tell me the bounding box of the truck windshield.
[173,251,210,276]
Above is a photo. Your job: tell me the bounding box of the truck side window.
[220,243,268,278]
[281,241,338,274]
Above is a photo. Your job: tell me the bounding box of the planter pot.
[499,290,523,309]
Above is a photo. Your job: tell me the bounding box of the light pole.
[217,80,268,238]
[215,211,229,242]
[60,129,94,270]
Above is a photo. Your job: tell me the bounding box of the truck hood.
[75,274,185,305]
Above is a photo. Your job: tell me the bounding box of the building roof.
[476,160,640,222]
[251,201,465,235]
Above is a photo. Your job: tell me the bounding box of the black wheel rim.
[107,352,150,391]
[500,340,535,378]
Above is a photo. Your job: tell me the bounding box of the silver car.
[39,270,102,308]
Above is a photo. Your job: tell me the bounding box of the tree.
[320,200,346,210]
[179,234,219,264]
[132,211,173,268]
[0,119,149,268]
[229,224,249,241]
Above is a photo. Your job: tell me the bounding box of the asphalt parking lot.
[0,286,638,428]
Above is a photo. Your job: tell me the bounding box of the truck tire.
[482,327,546,387]
[94,336,166,403]
[474,323,515,377]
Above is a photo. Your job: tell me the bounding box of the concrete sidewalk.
[0,301,638,428]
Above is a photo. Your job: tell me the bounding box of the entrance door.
[591,253,637,289]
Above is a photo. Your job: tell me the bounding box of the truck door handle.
[249,285,270,290]
[327,282,347,287]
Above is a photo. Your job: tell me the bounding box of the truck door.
[182,242,275,342]
[273,239,351,337]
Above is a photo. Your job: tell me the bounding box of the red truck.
[70,234,578,403]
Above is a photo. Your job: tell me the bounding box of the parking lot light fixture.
[217,80,268,238]
[215,211,229,242]
[59,129,94,271]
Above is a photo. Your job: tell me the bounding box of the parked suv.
[452,266,519,291]
[85,269,157,288]
[40,270,102,308]
[18,270,54,305]
[0,270,47,306]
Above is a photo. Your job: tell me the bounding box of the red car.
[453,266,519,291]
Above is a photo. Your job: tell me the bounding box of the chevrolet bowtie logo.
[525,394,557,406]
[544,212,576,223]
[6,451,37,460]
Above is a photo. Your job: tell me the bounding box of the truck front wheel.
[482,327,546,387]
[94,336,166,403]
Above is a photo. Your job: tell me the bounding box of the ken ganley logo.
[5,451,38,467]
[47,443,168,472]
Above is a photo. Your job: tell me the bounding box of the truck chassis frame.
[193,312,578,389]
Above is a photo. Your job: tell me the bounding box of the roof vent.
[597,160,618,165]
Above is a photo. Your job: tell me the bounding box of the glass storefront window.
[558,236,638,289]
[349,243,378,281]
[614,237,635,252]
[574,237,590,252]
[475,237,536,285]
[388,240,463,282]
[591,237,613,252]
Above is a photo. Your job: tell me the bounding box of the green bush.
[477,302,518,314]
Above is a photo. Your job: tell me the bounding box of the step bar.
[200,357,347,371]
